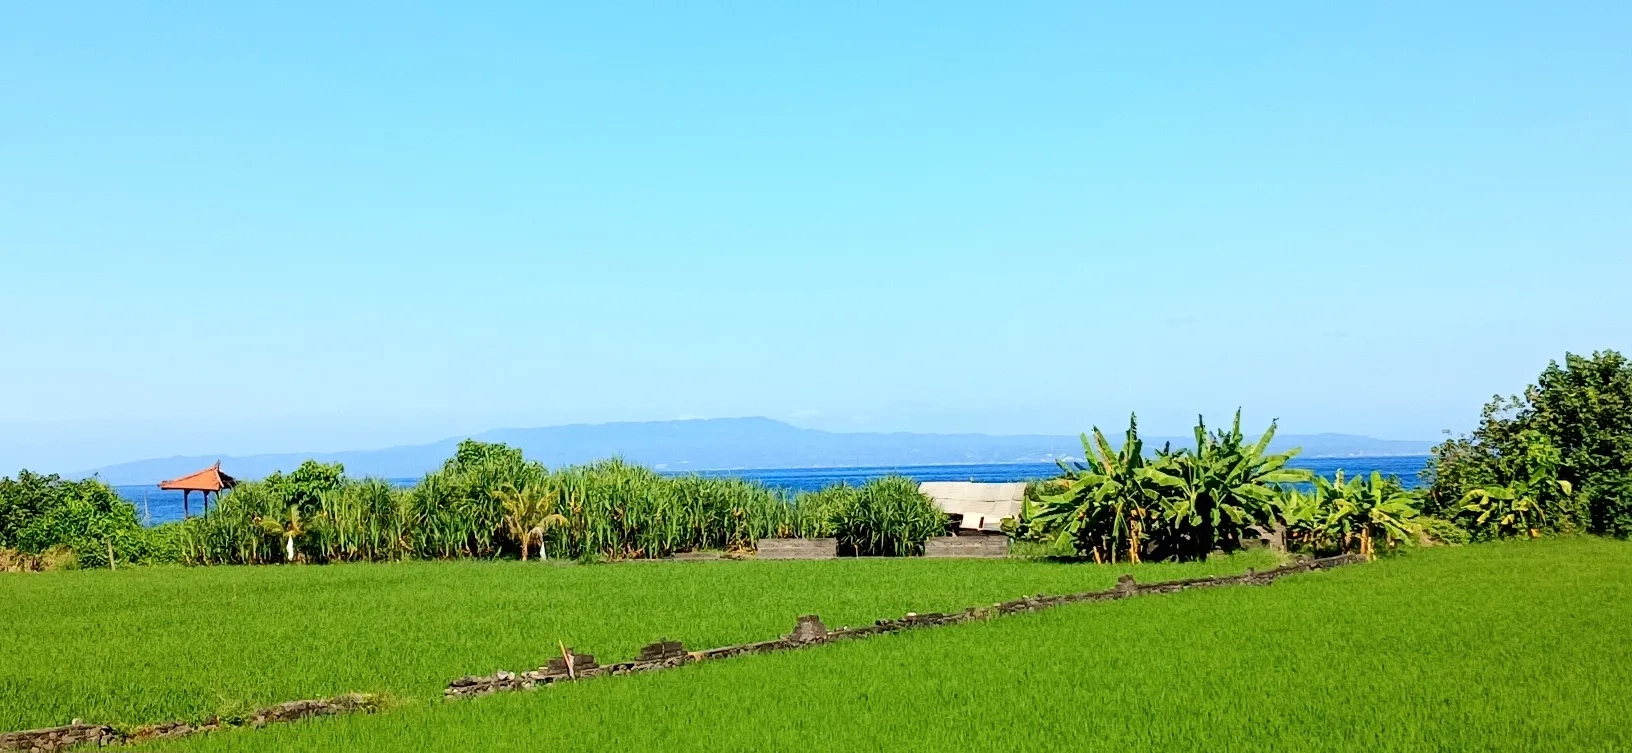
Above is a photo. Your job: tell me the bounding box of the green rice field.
[133,537,1632,752]
[0,552,1271,731]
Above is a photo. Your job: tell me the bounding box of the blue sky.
[2,1,1629,473]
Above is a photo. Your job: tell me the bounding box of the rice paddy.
[0,551,1273,732]
[126,537,1632,753]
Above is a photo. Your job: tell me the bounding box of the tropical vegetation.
[4,349,1626,571]
[0,471,175,570]
[170,448,940,565]
[1016,412,1418,562]
[1424,350,1632,539]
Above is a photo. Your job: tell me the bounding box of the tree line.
[4,350,1628,570]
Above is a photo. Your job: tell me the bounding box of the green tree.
[264,461,346,515]
[1458,430,1572,539]
[0,472,144,567]
[1426,350,1632,537]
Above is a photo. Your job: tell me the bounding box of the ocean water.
[117,456,1430,527]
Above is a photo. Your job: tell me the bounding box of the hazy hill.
[77,417,1436,485]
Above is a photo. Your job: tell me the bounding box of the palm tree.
[255,505,308,563]
[493,483,570,561]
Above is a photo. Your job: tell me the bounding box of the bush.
[0,471,155,568]
[830,476,946,557]
[1427,350,1632,538]
[1420,517,1471,546]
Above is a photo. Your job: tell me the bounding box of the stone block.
[787,614,828,643]
[545,651,597,675]
[637,640,687,661]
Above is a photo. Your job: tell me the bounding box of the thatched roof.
[918,481,1026,533]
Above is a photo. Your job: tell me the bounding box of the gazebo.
[158,461,238,519]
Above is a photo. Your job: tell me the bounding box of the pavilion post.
[183,490,191,519]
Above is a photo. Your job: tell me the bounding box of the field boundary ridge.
[0,694,379,752]
[444,552,1365,698]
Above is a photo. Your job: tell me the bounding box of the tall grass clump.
[552,459,792,559]
[176,442,868,564]
[830,476,946,556]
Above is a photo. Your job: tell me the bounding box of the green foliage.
[1456,430,1572,539]
[1427,350,1632,538]
[1419,516,1472,545]
[1027,416,1171,563]
[1024,413,1310,562]
[173,442,912,564]
[493,482,568,561]
[1284,471,1421,557]
[1147,411,1311,559]
[828,476,945,557]
[0,471,157,568]
[262,460,345,515]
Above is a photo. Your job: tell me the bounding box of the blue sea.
[117,456,1430,527]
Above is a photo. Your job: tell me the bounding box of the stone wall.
[445,553,1365,700]
[923,535,1010,558]
[0,695,378,752]
[0,723,119,752]
[754,538,838,560]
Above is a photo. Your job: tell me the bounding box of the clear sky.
[3,1,1629,473]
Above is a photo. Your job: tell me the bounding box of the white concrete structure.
[918,481,1026,533]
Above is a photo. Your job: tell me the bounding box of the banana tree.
[1276,487,1324,552]
[255,505,309,563]
[1027,415,1170,563]
[1320,471,1420,559]
[1460,430,1572,539]
[1460,479,1568,539]
[1149,412,1310,558]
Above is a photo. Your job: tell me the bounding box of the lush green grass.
[0,552,1273,731]
[131,537,1632,752]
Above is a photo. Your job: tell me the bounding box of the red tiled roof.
[157,462,238,492]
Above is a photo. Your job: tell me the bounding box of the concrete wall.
[924,536,1010,558]
[755,538,838,560]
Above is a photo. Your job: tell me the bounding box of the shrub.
[1426,350,1632,538]
[0,471,152,568]
[1420,517,1471,546]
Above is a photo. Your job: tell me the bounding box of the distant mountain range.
[77,417,1437,485]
